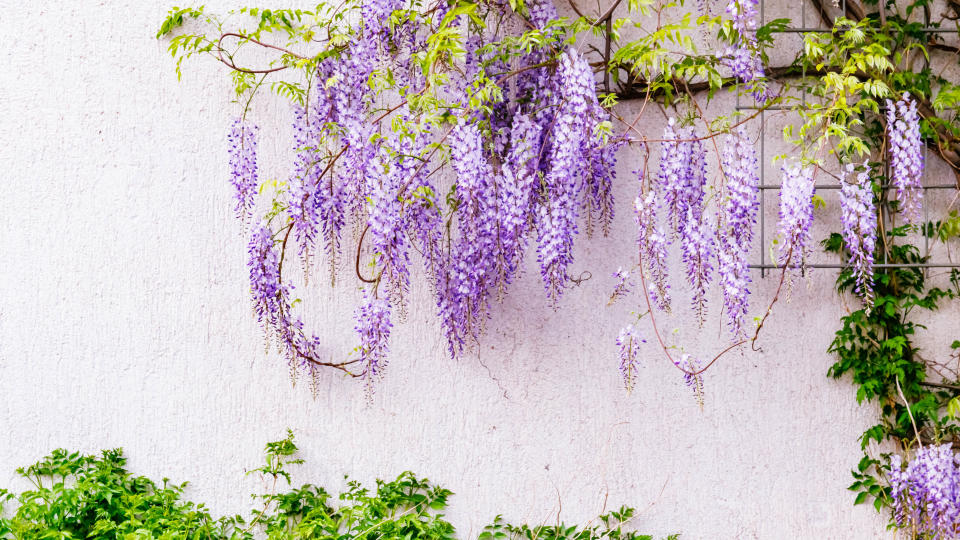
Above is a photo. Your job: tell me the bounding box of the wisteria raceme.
[674,353,704,404]
[227,118,259,222]
[889,444,960,537]
[617,325,644,392]
[657,120,712,318]
[355,292,393,384]
[438,120,499,354]
[681,208,715,324]
[634,189,671,312]
[369,134,414,304]
[657,119,695,235]
[248,224,286,328]
[839,163,877,304]
[778,163,815,276]
[608,266,632,305]
[527,0,558,29]
[720,0,766,102]
[717,127,759,337]
[493,113,542,289]
[583,130,621,237]
[886,93,924,224]
[536,48,595,303]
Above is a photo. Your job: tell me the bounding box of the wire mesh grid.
[741,0,960,277]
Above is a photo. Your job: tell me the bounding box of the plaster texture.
[1,2,958,538]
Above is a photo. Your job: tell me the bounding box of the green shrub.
[0,432,673,539]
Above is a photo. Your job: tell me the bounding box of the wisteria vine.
[162,0,960,532]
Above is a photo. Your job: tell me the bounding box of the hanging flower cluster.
[717,127,759,337]
[886,93,924,224]
[889,444,960,537]
[227,118,259,223]
[218,0,618,382]
[616,325,644,392]
[777,163,815,278]
[839,163,877,304]
[720,0,766,102]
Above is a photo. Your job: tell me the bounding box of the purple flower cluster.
[247,223,325,370]
[778,163,815,276]
[889,444,960,537]
[886,93,924,224]
[609,266,632,305]
[354,292,393,383]
[583,111,621,236]
[248,224,286,327]
[288,72,342,262]
[634,189,672,312]
[717,127,759,337]
[720,0,766,102]
[839,163,877,303]
[369,134,415,303]
[227,118,259,222]
[674,353,704,404]
[617,325,644,391]
[657,120,713,321]
[438,120,499,354]
[536,49,596,303]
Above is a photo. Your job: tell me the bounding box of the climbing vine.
[159,0,960,534]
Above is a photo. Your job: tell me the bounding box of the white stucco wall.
[2,1,958,538]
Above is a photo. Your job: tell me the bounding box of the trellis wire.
[740,0,960,277]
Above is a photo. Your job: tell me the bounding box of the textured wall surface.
[2,2,958,539]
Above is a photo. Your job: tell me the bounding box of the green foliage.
[0,448,238,538]
[0,435,670,539]
[480,506,677,540]
[825,223,959,513]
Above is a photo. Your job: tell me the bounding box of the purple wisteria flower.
[536,48,595,303]
[437,120,499,354]
[634,189,672,312]
[227,118,259,222]
[617,325,644,391]
[608,266,632,305]
[886,93,924,224]
[369,134,415,303]
[717,127,759,338]
[778,163,815,277]
[720,0,766,102]
[889,444,960,537]
[248,222,326,370]
[657,119,713,319]
[839,163,877,304]
[674,353,704,405]
[355,291,393,384]
[248,223,286,327]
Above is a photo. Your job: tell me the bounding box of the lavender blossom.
[634,190,671,312]
[248,223,286,327]
[657,120,713,318]
[369,135,414,303]
[437,120,499,354]
[355,292,393,383]
[608,266,632,305]
[889,444,960,537]
[674,353,704,405]
[839,163,877,304]
[681,208,715,324]
[886,93,924,224]
[720,0,766,102]
[778,163,815,276]
[717,127,759,337]
[617,325,644,392]
[227,118,259,222]
[537,49,595,303]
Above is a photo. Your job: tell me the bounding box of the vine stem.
[634,244,794,378]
